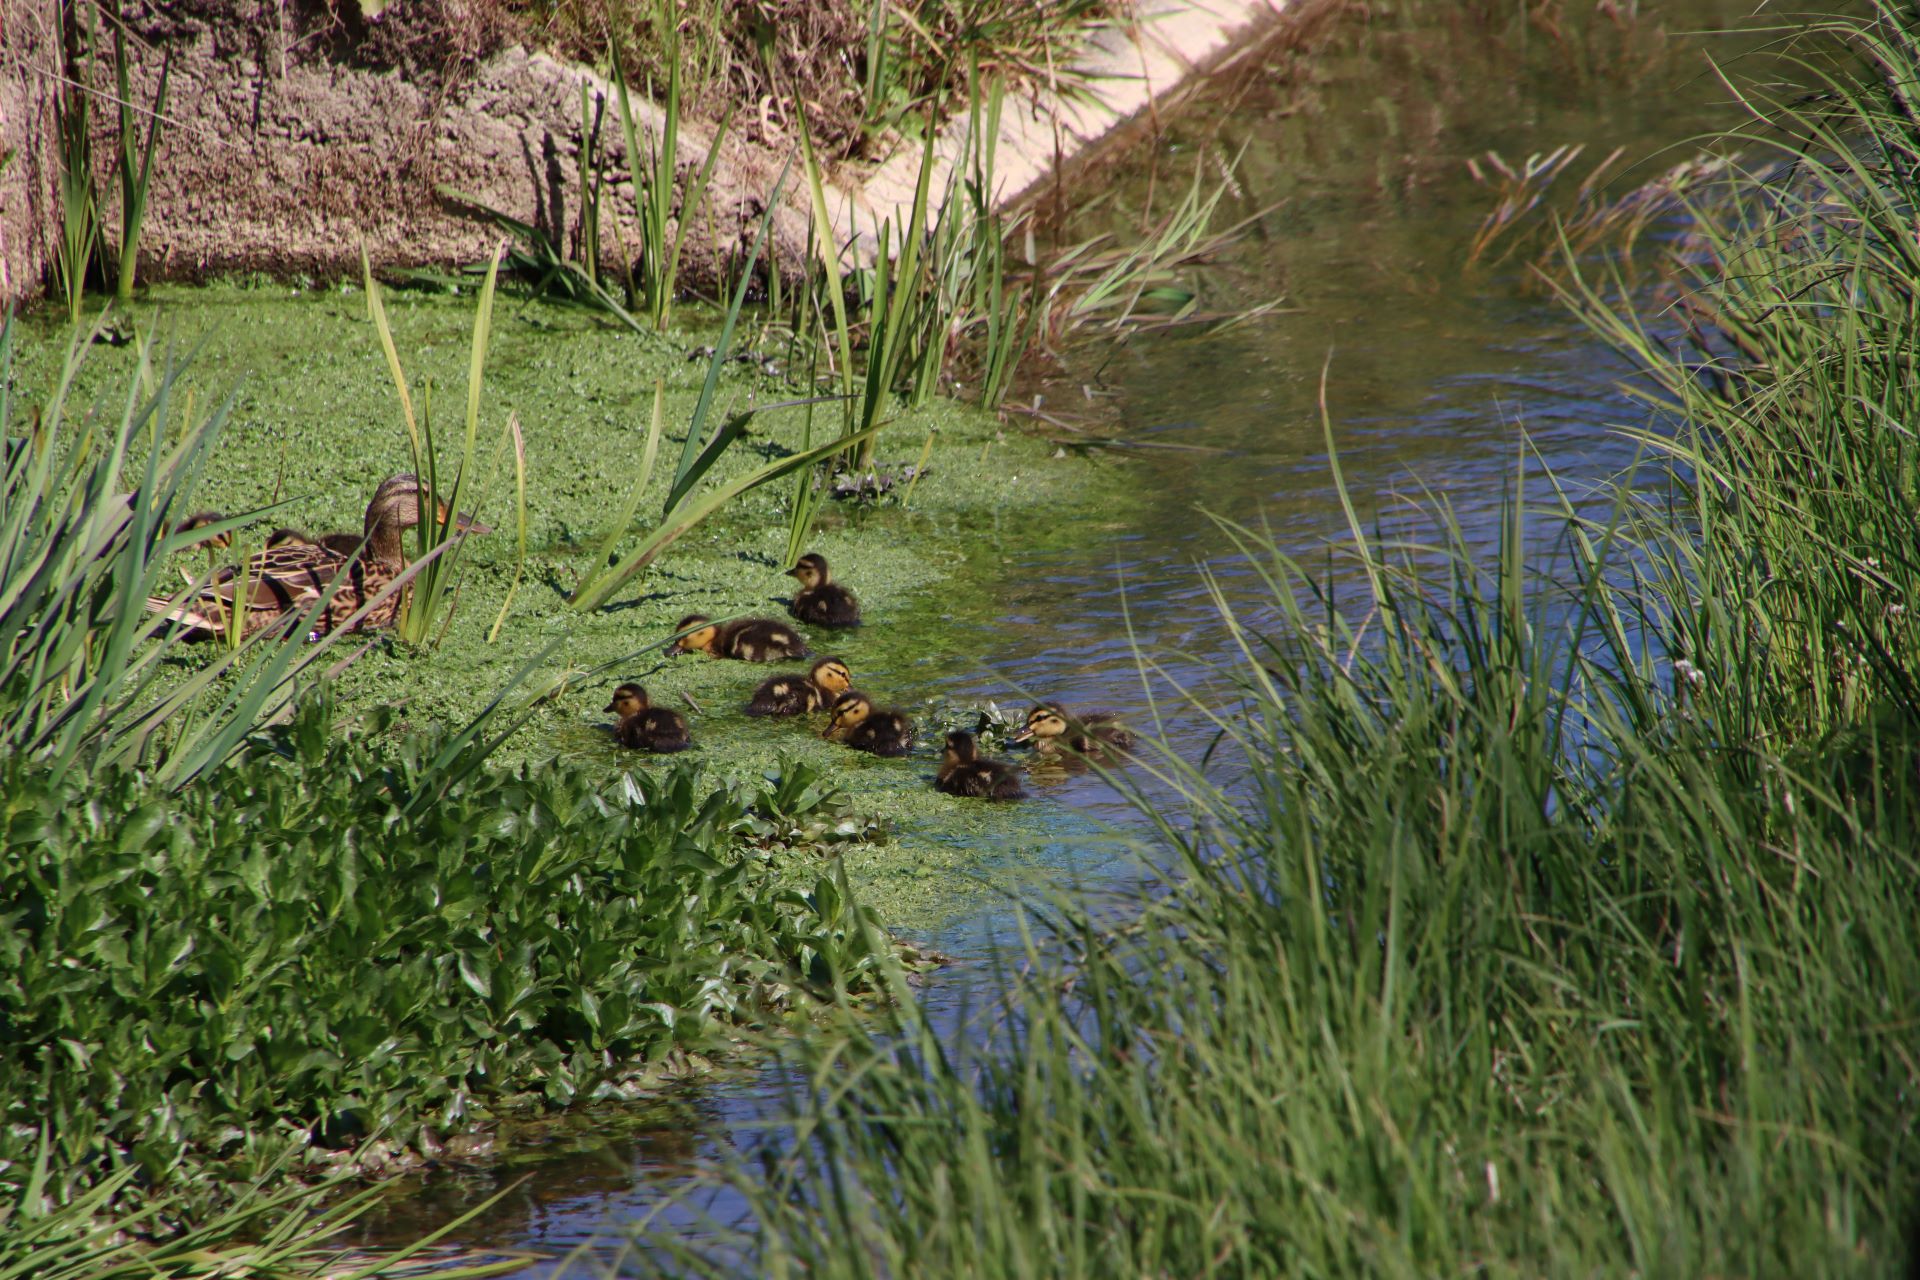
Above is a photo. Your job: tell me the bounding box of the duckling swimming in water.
[604,682,692,753]
[1012,703,1134,761]
[669,613,811,662]
[746,657,853,716]
[936,730,1025,800]
[824,690,915,757]
[787,553,861,627]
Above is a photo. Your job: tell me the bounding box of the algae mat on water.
[16,283,1136,930]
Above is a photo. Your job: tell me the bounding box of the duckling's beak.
[602,700,617,713]
[454,511,491,535]
[1010,726,1035,744]
[785,565,803,578]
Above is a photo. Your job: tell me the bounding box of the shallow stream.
[327,0,1788,1265]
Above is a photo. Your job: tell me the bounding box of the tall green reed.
[611,9,733,332]
[111,24,170,307]
[571,179,878,613]
[51,1,98,324]
[360,245,512,648]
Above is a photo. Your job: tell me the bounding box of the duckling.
[936,730,1025,800]
[823,690,915,757]
[1012,703,1134,761]
[787,553,861,627]
[604,682,692,753]
[746,657,853,716]
[172,511,233,550]
[669,613,811,662]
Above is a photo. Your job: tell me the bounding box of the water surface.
[348,0,1795,1264]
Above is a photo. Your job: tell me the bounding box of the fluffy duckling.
[746,657,853,717]
[787,553,861,627]
[172,512,233,550]
[823,690,915,757]
[1013,703,1134,761]
[669,613,811,662]
[604,682,692,753]
[936,731,1025,800]
[267,527,367,556]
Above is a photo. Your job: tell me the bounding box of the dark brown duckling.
[823,690,915,757]
[746,657,853,717]
[669,613,811,662]
[787,552,861,627]
[172,511,233,550]
[604,682,692,753]
[936,731,1025,800]
[1012,703,1134,762]
[267,527,367,556]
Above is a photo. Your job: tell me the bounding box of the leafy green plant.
[111,24,171,306]
[0,696,892,1209]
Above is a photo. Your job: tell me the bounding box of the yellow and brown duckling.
[746,657,853,717]
[787,553,861,627]
[823,690,916,757]
[936,730,1025,800]
[604,682,692,753]
[669,613,811,662]
[148,474,489,641]
[1013,703,1134,761]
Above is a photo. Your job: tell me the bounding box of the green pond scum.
[12,281,1138,930]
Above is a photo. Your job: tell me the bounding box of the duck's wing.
[150,543,348,638]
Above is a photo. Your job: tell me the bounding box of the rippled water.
[349,1,1795,1264]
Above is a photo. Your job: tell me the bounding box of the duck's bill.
[602,701,618,713]
[454,512,492,534]
[1010,727,1035,743]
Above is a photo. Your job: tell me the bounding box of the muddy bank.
[0,0,1304,306]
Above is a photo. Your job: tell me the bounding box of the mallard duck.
[148,474,489,641]
[824,690,915,756]
[1013,703,1134,761]
[604,682,692,752]
[936,730,1025,800]
[787,553,861,627]
[172,511,233,549]
[746,657,853,716]
[669,613,811,662]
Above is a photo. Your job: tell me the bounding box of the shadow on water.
[344,0,1801,1263]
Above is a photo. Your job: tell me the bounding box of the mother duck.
[151,474,488,640]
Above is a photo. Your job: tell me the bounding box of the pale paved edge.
[826,0,1299,257]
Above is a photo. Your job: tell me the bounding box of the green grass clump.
[0,693,891,1204]
[604,6,1920,1275]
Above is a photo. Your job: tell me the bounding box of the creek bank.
[0,0,1315,305]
